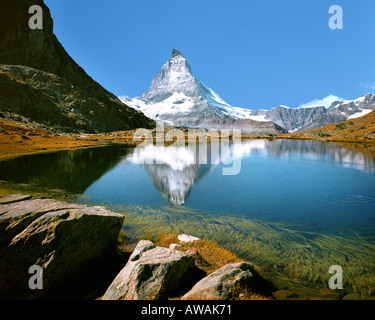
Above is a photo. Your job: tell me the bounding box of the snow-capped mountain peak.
[139,48,195,103]
[121,49,375,134]
[171,48,184,58]
[123,49,287,134]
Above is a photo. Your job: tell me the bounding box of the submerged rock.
[103,242,205,300]
[0,195,124,299]
[182,262,255,300]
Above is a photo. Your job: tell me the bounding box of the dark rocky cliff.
[0,0,155,133]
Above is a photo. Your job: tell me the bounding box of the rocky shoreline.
[0,194,272,300]
[0,194,369,301]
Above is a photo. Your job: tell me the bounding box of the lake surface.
[1,139,374,235]
[1,139,375,296]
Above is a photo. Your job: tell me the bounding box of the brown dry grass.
[0,117,147,160]
[155,233,271,300]
[156,233,244,275]
[0,118,100,160]
[279,109,375,143]
[0,116,276,161]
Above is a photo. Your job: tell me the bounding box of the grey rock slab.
[103,245,199,300]
[182,262,255,300]
[0,195,124,299]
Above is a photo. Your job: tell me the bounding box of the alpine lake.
[1,138,375,299]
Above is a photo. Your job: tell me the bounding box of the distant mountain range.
[123,49,375,134]
[282,107,375,143]
[0,0,155,133]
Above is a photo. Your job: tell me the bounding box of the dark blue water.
[1,140,374,235]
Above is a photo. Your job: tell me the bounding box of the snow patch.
[347,109,373,119]
[122,92,196,120]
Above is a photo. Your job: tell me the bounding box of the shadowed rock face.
[0,194,125,299]
[265,106,327,132]
[0,0,155,133]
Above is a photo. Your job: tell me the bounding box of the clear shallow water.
[1,140,375,236]
[2,139,375,296]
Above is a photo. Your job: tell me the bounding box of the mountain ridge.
[123,48,374,134]
[0,0,155,133]
[280,108,375,143]
[123,48,288,135]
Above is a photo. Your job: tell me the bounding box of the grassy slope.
[279,109,375,143]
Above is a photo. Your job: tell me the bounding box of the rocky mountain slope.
[124,49,374,134]
[296,94,375,132]
[123,49,287,135]
[0,0,155,133]
[244,105,327,132]
[236,94,375,133]
[281,108,375,142]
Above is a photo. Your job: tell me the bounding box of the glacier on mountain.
[121,48,375,133]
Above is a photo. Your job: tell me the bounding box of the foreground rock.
[0,194,124,299]
[103,241,206,300]
[182,262,255,300]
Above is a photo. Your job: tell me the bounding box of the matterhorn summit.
[139,48,197,103]
[122,48,287,135]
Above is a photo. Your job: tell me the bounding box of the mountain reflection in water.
[0,140,374,208]
[122,140,375,205]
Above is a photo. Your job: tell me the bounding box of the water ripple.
[329,194,375,204]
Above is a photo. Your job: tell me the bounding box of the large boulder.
[0,194,125,299]
[103,241,205,300]
[182,262,255,300]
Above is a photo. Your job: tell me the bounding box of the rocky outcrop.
[103,241,206,300]
[0,194,125,299]
[0,0,155,133]
[0,194,271,300]
[265,106,327,132]
[181,262,255,300]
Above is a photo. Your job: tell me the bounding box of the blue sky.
[46,0,375,109]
